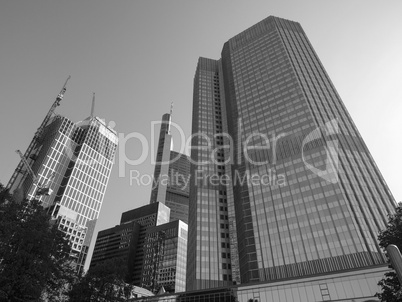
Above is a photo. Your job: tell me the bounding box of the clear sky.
[1,0,401,269]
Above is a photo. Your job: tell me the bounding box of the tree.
[68,257,133,302]
[0,183,12,204]
[375,203,402,302]
[0,183,76,301]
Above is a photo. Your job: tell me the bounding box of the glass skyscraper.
[142,220,188,293]
[91,202,188,294]
[7,100,118,272]
[187,15,396,291]
[91,202,170,286]
[150,113,191,223]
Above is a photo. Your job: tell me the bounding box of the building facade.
[7,103,117,272]
[187,15,396,292]
[130,265,387,302]
[90,220,141,269]
[118,202,171,286]
[150,113,191,223]
[165,151,190,223]
[91,202,170,284]
[150,113,173,205]
[91,202,188,293]
[142,220,188,293]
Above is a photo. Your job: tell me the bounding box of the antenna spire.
[170,102,174,117]
[91,93,95,118]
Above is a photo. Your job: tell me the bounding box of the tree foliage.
[376,204,402,301]
[68,257,133,302]
[0,184,76,301]
[0,183,12,205]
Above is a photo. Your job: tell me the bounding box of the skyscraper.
[150,113,173,205]
[91,202,188,294]
[7,83,118,272]
[187,15,396,292]
[150,113,191,223]
[90,110,190,293]
[91,202,170,284]
[142,219,188,293]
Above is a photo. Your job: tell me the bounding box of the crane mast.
[6,76,71,192]
[15,150,38,184]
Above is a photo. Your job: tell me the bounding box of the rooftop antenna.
[90,92,95,118]
[168,102,173,134]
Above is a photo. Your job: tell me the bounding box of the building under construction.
[6,78,118,272]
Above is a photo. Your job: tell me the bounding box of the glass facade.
[120,202,171,286]
[165,151,191,223]
[187,15,396,290]
[151,113,191,223]
[91,202,188,294]
[130,266,387,302]
[142,220,188,293]
[150,113,173,204]
[187,58,235,290]
[7,115,118,272]
[90,220,141,269]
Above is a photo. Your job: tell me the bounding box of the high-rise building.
[91,202,188,293]
[187,15,396,293]
[142,220,188,293]
[150,113,191,223]
[90,202,170,278]
[91,111,190,293]
[164,151,190,223]
[150,113,173,205]
[119,202,171,286]
[7,83,118,272]
[90,220,141,269]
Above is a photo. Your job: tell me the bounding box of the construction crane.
[37,172,55,196]
[6,76,71,192]
[15,150,54,198]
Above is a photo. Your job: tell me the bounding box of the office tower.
[165,151,190,223]
[142,220,188,293]
[119,202,171,286]
[150,113,172,205]
[91,202,188,293]
[187,15,396,292]
[90,203,170,274]
[7,83,118,272]
[90,220,141,269]
[150,113,191,223]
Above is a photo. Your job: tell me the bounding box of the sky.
[1,0,401,269]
